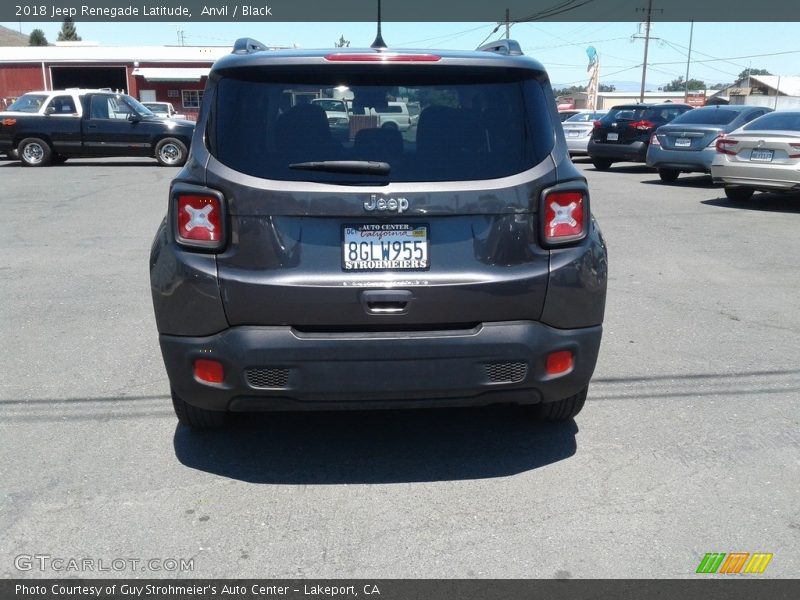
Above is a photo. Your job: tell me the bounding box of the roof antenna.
[370,0,387,49]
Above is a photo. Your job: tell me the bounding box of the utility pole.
[684,21,694,104]
[638,0,653,103]
[632,1,662,102]
[505,8,510,40]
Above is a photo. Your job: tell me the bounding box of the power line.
[517,0,597,23]
[556,64,642,86]
[648,49,800,67]
[395,24,491,47]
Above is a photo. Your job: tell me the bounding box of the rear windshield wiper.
[288,160,390,175]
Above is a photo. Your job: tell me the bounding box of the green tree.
[553,84,586,97]
[28,29,48,46]
[737,68,771,81]
[553,83,615,97]
[335,35,350,48]
[663,76,706,92]
[57,18,81,42]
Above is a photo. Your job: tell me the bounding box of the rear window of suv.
[601,105,687,124]
[208,66,554,183]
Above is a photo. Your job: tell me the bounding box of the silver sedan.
[710,111,800,201]
[562,110,607,156]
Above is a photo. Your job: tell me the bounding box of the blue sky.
[3,20,800,89]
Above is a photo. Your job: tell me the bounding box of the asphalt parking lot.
[1,156,798,579]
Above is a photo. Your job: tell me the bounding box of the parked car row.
[578,102,800,202]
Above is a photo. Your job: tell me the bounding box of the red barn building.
[0,43,234,120]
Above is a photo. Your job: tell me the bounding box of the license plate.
[566,129,581,138]
[675,137,691,147]
[750,149,774,162]
[343,224,429,271]
[606,132,619,141]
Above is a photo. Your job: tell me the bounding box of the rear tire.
[526,387,588,421]
[724,186,754,201]
[18,137,52,167]
[658,168,680,183]
[171,390,229,428]
[155,137,188,167]
[592,159,612,170]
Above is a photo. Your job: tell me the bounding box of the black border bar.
[3,579,800,600]
[3,0,800,22]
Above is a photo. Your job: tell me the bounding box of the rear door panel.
[209,168,554,327]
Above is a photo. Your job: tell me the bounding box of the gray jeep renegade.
[149,38,608,428]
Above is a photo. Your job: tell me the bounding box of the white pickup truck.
[142,102,187,120]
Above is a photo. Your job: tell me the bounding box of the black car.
[587,103,693,170]
[149,38,608,428]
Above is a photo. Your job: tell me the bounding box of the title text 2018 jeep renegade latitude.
[149,38,608,428]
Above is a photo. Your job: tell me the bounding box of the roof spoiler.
[232,38,268,54]
[476,39,524,56]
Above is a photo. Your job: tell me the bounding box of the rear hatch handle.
[361,290,413,315]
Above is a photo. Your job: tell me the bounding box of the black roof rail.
[476,39,524,56]
[232,38,268,54]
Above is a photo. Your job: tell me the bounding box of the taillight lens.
[175,192,225,250]
[542,190,587,246]
[716,138,738,155]
[592,120,602,129]
[629,119,655,130]
[546,350,574,376]
[194,359,224,384]
[789,143,800,158]
[650,133,661,146]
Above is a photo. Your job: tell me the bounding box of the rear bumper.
[711,161,800,190]
[160,321,603,412]
[566,137,591,155]
[646,146,715,172]
[588,140,647,162]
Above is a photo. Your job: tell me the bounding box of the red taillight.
[176,193,223,248]
[542,190,587,246]
[546,350,574,376]
[716,137,738,155]
[789,143,800,158]
[194,359,224,384]
[324,53,441,62]
[629,119,655,130]
[592,120,602,129]
[650,133,660,146]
